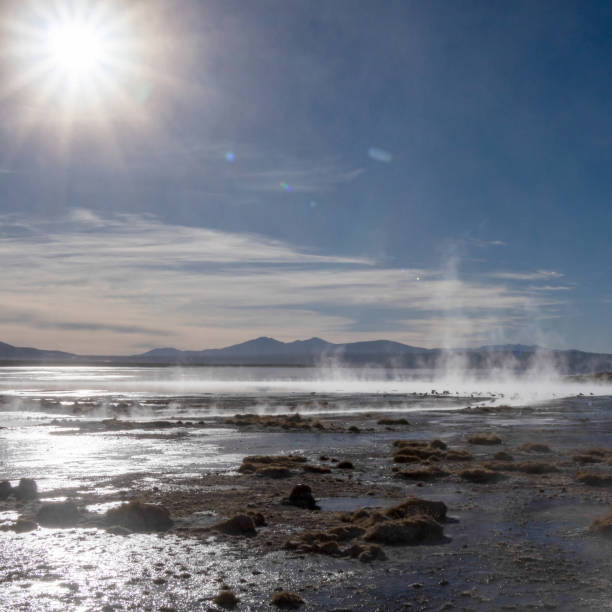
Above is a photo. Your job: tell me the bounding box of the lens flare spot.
[368,147,393,163]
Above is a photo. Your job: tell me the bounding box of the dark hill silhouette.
[0,341,75,362]
[1,337,612,374]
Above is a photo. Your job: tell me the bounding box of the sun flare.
[2,0,157,123]
[45,22,108,76]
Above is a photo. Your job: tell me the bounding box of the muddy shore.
[1,392,611,611]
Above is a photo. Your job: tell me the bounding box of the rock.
[285,484,319,510]
[317,540,342,556]
[239,454,306,476]
[13,519,38,533]
[213,590,239,608]
[377,418,409,425]
[242,454,307,465]
[393,439,427,448]
[484,460,558,474]
[248,511,266,526]
[0,480,12,500]
[519,442,551,453]
[515,461,558,474]
[337,460,354,470]
[352,510,389,529]
[271,590,304,608]
[445,449,472,461]
[214,514,256,536]
[394,453,424,465]
[364,515,444,545]
[37,501,83,527]
[572,454,602,464]
[467,433,502,445]
[327,525,365,541]
[458,468,504,483]
[394,445,444,460]
[576,472,612,487]
[257,466,292,478]
[358,544,387,562]
[105,525,132,536]
[343,543,366,558]
[429,439,447,450]
[15,478,38,500]
[583,447,612,458]
[348,426,361,433]
[395,467,448,481]
[302,464,331,474]
[227,414,317,430]
[589,513,612,537]
[104,501,174,532]
[493,451,513,461]
[385,496,447,522]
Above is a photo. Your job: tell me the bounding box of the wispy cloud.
[0,211,571,353]
[528,285,573,292]
[489,270,564,281]
[469,239,506,248]
[0,308,171,338]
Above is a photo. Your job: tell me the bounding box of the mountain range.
[1,337,612,374]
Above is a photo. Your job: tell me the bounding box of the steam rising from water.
[0,365,610,412]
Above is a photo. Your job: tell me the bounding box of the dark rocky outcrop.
[213,590,239,608]
[283,484,319,510]
[384,496,447,522]
[214,513,257,536]
[363,515,444,545]
[0,480,12,500]
[105,501,174,532]
[15,478,38,500]
[271,590,304,608]
[589,513,612,537]
[37,501,83,527]
[577,472,612,487]
[458,468,504,483]
[467,433,502,445]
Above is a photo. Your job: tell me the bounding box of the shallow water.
[1,367,611,610]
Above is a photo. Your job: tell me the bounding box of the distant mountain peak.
[289,337,331,346]
[2,337,612,375]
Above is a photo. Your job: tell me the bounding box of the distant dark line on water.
[0,359,313,368]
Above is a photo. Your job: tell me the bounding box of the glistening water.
[1,366,611,610]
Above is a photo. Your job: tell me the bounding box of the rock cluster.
[285,495,447,562]
[104,501,174,532]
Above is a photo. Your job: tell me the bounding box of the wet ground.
[1,389,611,611]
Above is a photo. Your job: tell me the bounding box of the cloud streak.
[0,211,571,353]
[490,270,564,281]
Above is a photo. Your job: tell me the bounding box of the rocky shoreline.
[1,393,611,610]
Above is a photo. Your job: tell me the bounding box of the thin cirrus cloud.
[0,210,571,353]
[489,270,564,281]
[469,239,506,248]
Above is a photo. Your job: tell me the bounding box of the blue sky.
[0,0,611,354]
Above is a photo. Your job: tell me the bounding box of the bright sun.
[2,1,155,119]
[45,22,108,76]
